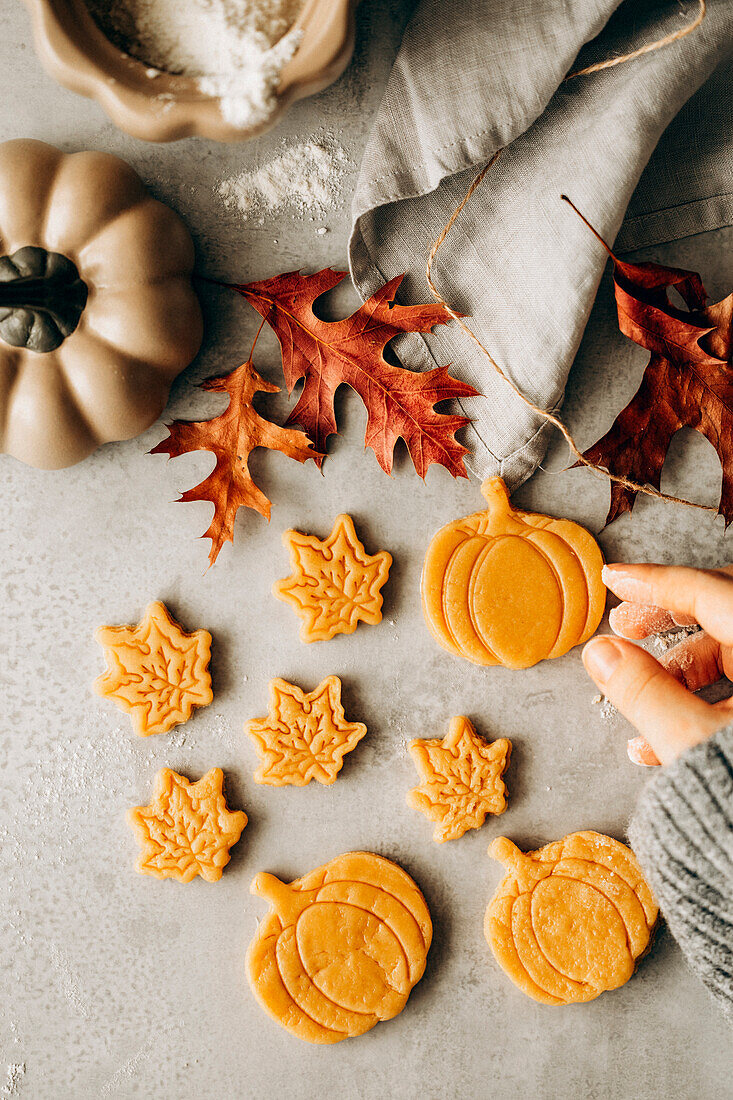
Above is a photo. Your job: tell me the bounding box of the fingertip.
[601,563,653,603]
[609,602,677,640]
[582,633,717,764]
[627,736,661,767]
[582,635,624,684]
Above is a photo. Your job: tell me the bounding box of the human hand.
[582,563,733,766]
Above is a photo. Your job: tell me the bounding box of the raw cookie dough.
[274,513,392,642]
[407,716,511,842]
[246,675,367,786]
[94,600,213,735]
[246,851,432,1043]
[128,768,247,882]
[421,478,605,669]
[485,832,658,1005]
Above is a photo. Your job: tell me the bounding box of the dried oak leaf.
[127,768,247,882]
[407,716,511,843]
[224,269,479,477]
[273,513,392,642]
[151,359,317,566]
[565,198,733,525]
[246,675,367,786]
[94,600,213,736]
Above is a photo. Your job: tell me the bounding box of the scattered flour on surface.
[591,693,618,722]
[85,0,305,128]
[98,1034,159,1095]
[48,947,93,1020]
[1,1064,25,1098]
[216,140,349,219]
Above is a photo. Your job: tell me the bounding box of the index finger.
[602,563,733,647]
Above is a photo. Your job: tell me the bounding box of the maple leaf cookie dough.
[246,676,367,786]
[246,851,432,1043]
[407,716,511,842]
[421,477,605,669]
[94,601,213,736]
[485,832,658,1005]
[128,768,247,883]
[274,513,392,642]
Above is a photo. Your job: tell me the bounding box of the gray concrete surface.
[2,2,733,1097]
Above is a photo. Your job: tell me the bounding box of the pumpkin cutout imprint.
[0,139,202,469]
[485,832,658,1005]
[421,477,605,668]
[246,851,432,1043]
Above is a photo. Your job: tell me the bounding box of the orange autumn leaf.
[225,269,479,478]
[564,198,733,525]
[151,359,317,565]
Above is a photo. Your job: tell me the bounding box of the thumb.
[582,635,724,765]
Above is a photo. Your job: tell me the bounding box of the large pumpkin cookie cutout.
[0,139,202,469]
[421,478,605,669]
[485,832,658,1005]
[246,851,432,1043]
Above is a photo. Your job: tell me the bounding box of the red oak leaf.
[151,360,317,566]
[223,269,478,478]
[564,198,733,525]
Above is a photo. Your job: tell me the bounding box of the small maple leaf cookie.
[94,601,213,736]
[273,514,392,642]
[407,716,511,843]
[128,768,247,882]
[246,676,367,786]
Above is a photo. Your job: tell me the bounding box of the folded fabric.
[349,0,733,488]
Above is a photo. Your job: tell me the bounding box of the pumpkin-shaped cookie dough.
[246,851,432,1043]
[485,833,658,1005]
[0,139,202,469]
[421,478,605,669]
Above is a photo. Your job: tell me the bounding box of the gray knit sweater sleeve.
[628,725,733,1024]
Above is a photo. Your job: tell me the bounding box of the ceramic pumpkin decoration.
[0,139,202,469]
[485,833,658,1005]
[421,477,605,669]
[246,851,432,1043]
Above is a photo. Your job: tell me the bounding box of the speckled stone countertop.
[2,3,733,1097]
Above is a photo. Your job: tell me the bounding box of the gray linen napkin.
[349,0,733,487]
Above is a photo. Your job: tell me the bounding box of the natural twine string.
[564,0,706,80]
[425,0,715,516]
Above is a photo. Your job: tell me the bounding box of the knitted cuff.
[628,724,733,1024]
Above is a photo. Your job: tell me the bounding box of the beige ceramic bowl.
[24,0,357,142]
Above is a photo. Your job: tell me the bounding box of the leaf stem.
[249,315,267,361]
[560,195,615,261]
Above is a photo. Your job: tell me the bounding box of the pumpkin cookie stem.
[480,477,512,514]
[489,836,523,867]
[489,837,541,891]
[250,872,306,924]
